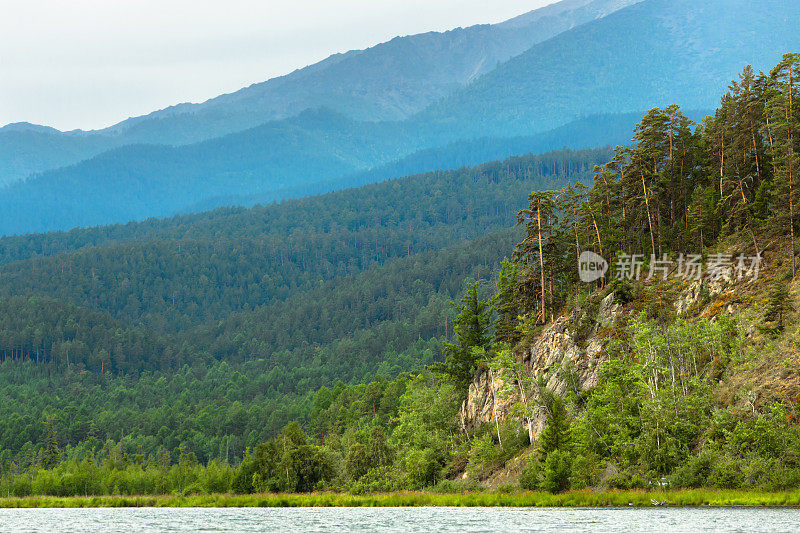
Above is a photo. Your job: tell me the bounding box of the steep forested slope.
[0,149,605,369]
[3,54,800,495]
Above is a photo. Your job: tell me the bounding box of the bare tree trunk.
[489,368,503,448]
[765,93,775,150]
[590,209,604,257]
[790,65,797,278]
[621,167,626,222]
[642,171,657,256]
[720,131,725,195]
[751,120,761,180]
[537,201,546,324]
[669,116,676,226]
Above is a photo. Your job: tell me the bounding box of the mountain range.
[1,0,800,492]
[0,0,641,186]
[1,0,798,236]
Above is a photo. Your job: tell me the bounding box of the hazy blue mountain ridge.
[0,108,423,235]
[107,0,643,142]
[175,111,650,214]
[2,0,796,235]
[0,0,640,185]
[416,0,800,138]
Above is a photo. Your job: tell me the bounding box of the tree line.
[2,56,800,496]
[497,55,800,330]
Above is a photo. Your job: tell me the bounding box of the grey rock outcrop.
[459,292,622,440]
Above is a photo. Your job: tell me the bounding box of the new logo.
[579,251,608,283]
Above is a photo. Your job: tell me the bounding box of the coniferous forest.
[2,55,800,500]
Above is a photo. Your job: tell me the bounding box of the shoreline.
[0,490,799,508]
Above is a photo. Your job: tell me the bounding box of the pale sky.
[1,0,553,131]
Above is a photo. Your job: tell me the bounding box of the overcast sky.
[1,0,554,131]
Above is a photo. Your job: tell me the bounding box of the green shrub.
[349,466,399,494]
[569,453,599,489]
[602,468,645,490]
[610,279,635,305]
[519,455,542,491]
[404,448,442,489]
[542,450,573,494]
[671,451,716,488]
[466,432,503,481]
[345,442,371,481]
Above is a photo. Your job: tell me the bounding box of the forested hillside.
[2,55,799,498]
[0,229,516,465]
[0,148,604,470]
[0,150,605,318]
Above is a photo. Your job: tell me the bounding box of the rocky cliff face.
[459,291,622,440]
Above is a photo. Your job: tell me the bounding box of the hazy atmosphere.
[2,0,799,525]
[1,0,550,130]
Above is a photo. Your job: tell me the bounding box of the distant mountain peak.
[0,0,647,189]
[0,122,61,134]
[499,0,644,29]
[99,0,646,143]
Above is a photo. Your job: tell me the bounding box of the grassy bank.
[0,490,799,508]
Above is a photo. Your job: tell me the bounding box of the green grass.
[0,490,799,508]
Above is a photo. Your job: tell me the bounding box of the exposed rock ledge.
[459,292,622,440]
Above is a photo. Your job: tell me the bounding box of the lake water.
[0,507,797,532]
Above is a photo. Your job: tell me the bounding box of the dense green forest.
[0,226,517,373]
[0,148,603,469]
[2,55,800,498]
[0,148,603,267]
[0,149,601,336]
